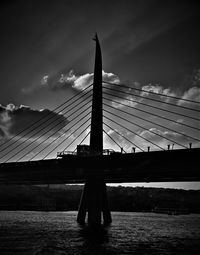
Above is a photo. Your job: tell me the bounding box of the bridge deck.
[0,148,199,184]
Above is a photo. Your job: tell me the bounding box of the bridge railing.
[57,148,123,158]
[57,151,77,157]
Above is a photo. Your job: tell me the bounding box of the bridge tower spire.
[77,34,112,227]
[90,33,103,154]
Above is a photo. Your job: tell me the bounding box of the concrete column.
[102,182,112,224]
[87,180,102,226]
[77,182,88,224]
[77,179,112,226]
[77,35,112,227]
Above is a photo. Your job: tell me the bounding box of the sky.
[0,0,200,189]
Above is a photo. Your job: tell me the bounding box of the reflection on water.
[79,226,110,255]
[80,226,109,244]
[0,211,200,254]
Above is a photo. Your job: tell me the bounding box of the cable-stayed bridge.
[0,34,199,225]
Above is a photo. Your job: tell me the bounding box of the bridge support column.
[77,34,112,227]
[77,182,88,224]
[77,180,112,226]
[102,181,112,224]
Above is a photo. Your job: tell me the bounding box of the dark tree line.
[0,184,200,213]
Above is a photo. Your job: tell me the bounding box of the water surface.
[0,211,200,254]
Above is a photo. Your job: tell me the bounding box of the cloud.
[141,84,176,102]
[0,127,6,145]
[104,77,185,110]
[73,72,94,91]
[103,125,197,153]
[176,69,200,107]
[182,69,200,89]
[106,80,200,111]
[103,79,143,109]
[22,69,200,113]
[102,70,120,84]
[139,127,187,142]
[135,127,195,150]
[41,75,49,85]
[178,87,200,106]
[0,104,13,140]
[22,69,181,109]
[104,81,176,110]
[48,70,93,91]
[110,95,139,109]
[47,69,120,91]
[103,127,133,151]
[22,69,121,94]
[0,103,69,141]
[191,69,200,86]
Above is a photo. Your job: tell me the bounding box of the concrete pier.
[77,180,112,226]
[77,34,112,226]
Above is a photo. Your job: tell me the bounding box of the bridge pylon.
[77,34,112,226]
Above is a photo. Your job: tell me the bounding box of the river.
[0,211,200,254]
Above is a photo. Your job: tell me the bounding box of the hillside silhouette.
[0,185,200,213]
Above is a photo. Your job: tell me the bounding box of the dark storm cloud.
[0,104,69,140]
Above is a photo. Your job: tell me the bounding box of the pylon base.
[77,179,112,226]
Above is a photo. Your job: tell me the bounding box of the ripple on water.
[0,211,200,254]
